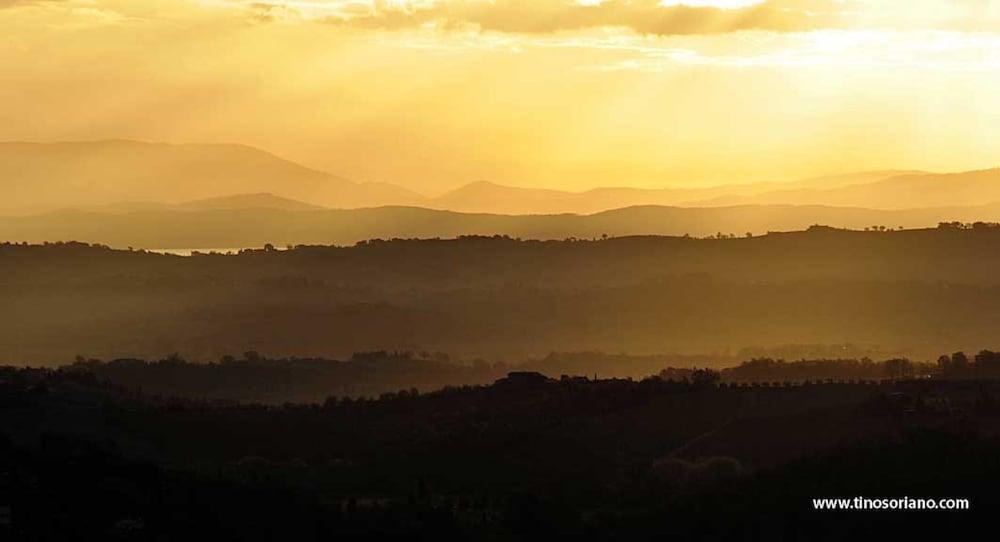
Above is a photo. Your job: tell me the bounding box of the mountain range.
[428,171,926,214]
[0,140,423,214]
[0,139,980,213]
[1,140,999,248]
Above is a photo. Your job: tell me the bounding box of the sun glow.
[659,0,764,8]
[0,0,998,192]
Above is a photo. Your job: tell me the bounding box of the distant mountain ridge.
[0,140,423,213]
[426,171,925,214]
[2,139,996,216]
[692,169,1000,209]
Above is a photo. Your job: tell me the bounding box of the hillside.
[5,227,1000,363]
[6,364,997,539]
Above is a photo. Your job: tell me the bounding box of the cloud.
[12,1,1000,36]
[233,1,1000,36]
[0,0,59,7]
[317,0,854,35]
[245,1,302,23]
[0,0,124,26]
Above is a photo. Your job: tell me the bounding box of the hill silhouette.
[4,201,1000,249]
[3,361,999,539]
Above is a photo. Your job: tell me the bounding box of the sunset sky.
[2,0,999,193]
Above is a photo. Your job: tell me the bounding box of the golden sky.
[1,0,999,193]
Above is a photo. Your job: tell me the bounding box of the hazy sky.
[2,0,999,193]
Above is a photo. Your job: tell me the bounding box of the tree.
[883,358,913,380]
[163,352,185,365]
[951,351,970,371]
[974,350,1000,374]
[691,369,721,388]
[937,355,952,375]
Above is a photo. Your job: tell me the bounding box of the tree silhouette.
[883,358,913,379]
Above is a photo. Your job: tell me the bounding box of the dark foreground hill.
[57,351,991,404]
[4,225,1000,363]
[2,365,998,539]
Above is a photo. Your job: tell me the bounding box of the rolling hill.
[3,200,999,249]
[6,227,1000,363]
